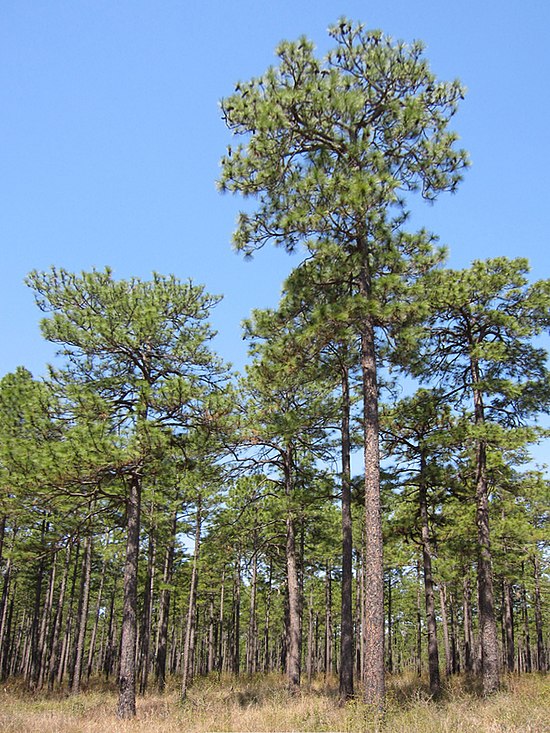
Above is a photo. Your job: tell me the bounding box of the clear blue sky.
[1,1,549,466]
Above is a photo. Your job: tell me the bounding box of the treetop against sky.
[1,2,548,434]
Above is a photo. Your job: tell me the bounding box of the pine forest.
[1,19,549,733]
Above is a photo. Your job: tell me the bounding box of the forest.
[0,19,549,733]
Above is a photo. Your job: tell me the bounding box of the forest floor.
[0,671,548,733]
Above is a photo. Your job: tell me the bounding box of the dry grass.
[0,672,548,733]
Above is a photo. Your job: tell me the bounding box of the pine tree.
[219,19,467,706]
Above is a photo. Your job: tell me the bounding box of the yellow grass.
[0,672,548,733]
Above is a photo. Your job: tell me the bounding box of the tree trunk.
[463,571,474,674]
[181,499,201,702]
[87,546,107,681]
[502,577,515,673]
[520,574,532,673]
[37,552,57,689]
[47,545,71,690]
[324,562,333,679]
[470,358,499,694]
[339,362,354,700]
[262,561,272,673]
[439,584,451,677]
[246,542,258,675]
[532,555,546,672]
[117,472,141,719]
[387,573,393,674]
[71,535,92,694]
[416,560,422,678]
[103,574,118,680]
[284,447,301,692]
[155,510,177,691]
[419,456,440,697]
[139,524,156,694]
[28,519,47,686]
[232,557,241,676]
[359,311,385,708]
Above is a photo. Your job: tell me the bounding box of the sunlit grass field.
[1,672,548,732]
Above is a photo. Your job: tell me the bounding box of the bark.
[416,561,422,678]
[47,546,71,690]
[37,552,57,689]
[533,555,546,672]
[117,472,141,719]
[502,577,515,673]
[359,310,385,707]
[207,596,215,673]
[87,548,107,681]
[306,590,314,686]
[262,561,271,673]
[28,520,47,686]
[0,556,13,677]
[155,510,177,691]
[284,446,301,692]
[439,584,452,677]
[418,455,441,697]
[520,575,532,673]
[139,525,156,694]
[103,575,118,680]
[471,358,499,694]
[246,542,258,675]
[339,362,354,700]
[71,534,92,694]
[181,499,201,702]
[387,573,393,674]
[324,562,333,679]
[462,571,474,674]
[232,557,241,675]
[217,567,226,673]
[448,589,459,674]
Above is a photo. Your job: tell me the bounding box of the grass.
[0,672,548,732]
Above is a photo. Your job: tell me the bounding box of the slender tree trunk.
[359,306,385,707]
[532,555,546,672]
[232,556,241,676]
[28,520,47,686]
[71,535,92,694]
[103,575,118,680]
[246,542,258,675]
[419,457,441,697]
[217,568,226,674]
[87,547,107,681]
[47,545,71,690]
[520,573,532,673]
[37,552,57,689]
[117,472,141,719]
[439,584,452,677]
[139,524,156,694]
[306,589,314,686]
[448,588,459,675]
[155,510,177,691]
[463,572,474,674]
[263,561,272,673]
[181,499,201,702]
[470,358,499,694]
[324,562,333,679]
[416,560,422,678]
[387,573,393,674]
[502,577,515,673]
[284,447,301,692]
[0,556,13,677]
[339,361,354,701]
[207,595,216,673]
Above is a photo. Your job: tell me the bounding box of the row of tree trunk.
[0,520,546,700]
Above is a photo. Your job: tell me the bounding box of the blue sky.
[1,1,549,466]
